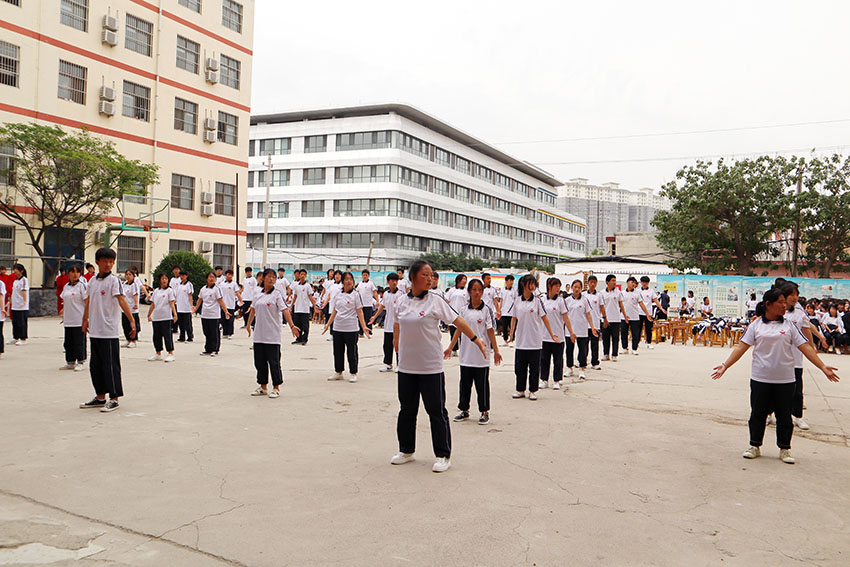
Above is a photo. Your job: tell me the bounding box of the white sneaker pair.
[539,380,549,389]
[389,452,451,473]
[327,373,344,381]
[378,365,394,373]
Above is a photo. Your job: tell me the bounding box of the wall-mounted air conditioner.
[98,101,115,116]
[101,30,119,46]
[205,70,219,84]
[200,205,214,217]
[99,86,116,101]
[203,130,217,143]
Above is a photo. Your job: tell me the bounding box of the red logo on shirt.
[530,309,534,313]
[419,311,425,318]
[100,291,106,296]
[477,319,482,325]
[780,330,786,335]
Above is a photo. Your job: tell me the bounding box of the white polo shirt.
[501,287,517,317]
[430,286,447,300]
[446,287,469,313]
[150,287,176,322]
[251,289,288,345]
[380,289,400,332]
[507,295,548,350]
[785,306,812,368]
[219,280,240,310]
[216,274,226,287]
[483,286,500,312]
[87,273,123,339]
[169,276,181,291]
[122,279,140,314]
[541,295,567,342]
[11,276,29,310]
[599,289,623,324]
[0,280,5,322]
[396,278,411,294]
[741,317,808,383]
[700,302,713,316]
[566,294,592,338]
[458,302,494,368]
[242,276,257,302]
[395,290,458,374]
[175,281,194,313]
[686,296,696,310]
[639,287,658,315]
[583,290,603,328]
[331,290,363,333]
[198,285,223,319]
[357,279,377,308]
[60,280,87,327]
[621,289,644,320]
[292,281,313,313]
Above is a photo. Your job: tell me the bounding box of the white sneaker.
[742,446,761,459]
[432,457,451,473]
[378,365,394,372]
[578,370,587,380]
[14,339,23,346]
[624,349,630,355]
[128,342,137,349]
[390,452,415,465]
[164,354,175,363]
[512,391,525,399]
[349,374,358,383]
[528,392,538,401]
[793,417,810,431]
[327,372,344,381]
[59,363,75,370]
[73,363,84,372]
[566,368,575,377]
[121,342,131,348]
[648,345,655,350]
[552,382,561,390]
[592,364,602,370]
[766,414,776,426]
[602,355,610,362]
[632,350,640,356]
[779,449,795,464]
[18,340,27,346]
[612,356,618,362]
[539,380,548,389]
[147,354,162,362]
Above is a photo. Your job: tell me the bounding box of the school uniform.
[821,315,846,349]
[198,285,223,354]
[499,287,517,342]
[291,281,313,343]
[251,289,289,387]
[699,302,714,317]
[219,280,240,337]
[0,280,5,353]
[482,286,500,325]
[565,294,592,368]
[275,277,292,306]
[394,290,458,458]
[241,275,257,323]
[745,300,758,318]
[216,274,227,287]
[540,295,567,383]
[600,288,623,358]
[446,287,468,352]
[331,290,363,374]
[456,302,494,414]
[11,275,29,340]
[740,317,808,449]
[380,288,400,366]
[150,287,176,353]
[175,281,195,341]
[357,279,378,334]
[396,278,411,294]
[60,280,88,364]
[785,306,811,419]
[620,289,645,351]
[686,296,696,314]
[584,290,602,365]
[639,287,658,345]
[87,273,125,398]
[121,279,141,342]
[507,294,548,393]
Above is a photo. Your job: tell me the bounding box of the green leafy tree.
[652,156,796,274]
[0,123,159,286]
[798,154,850,277]
[152,251,213,301]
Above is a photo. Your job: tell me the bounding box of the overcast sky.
[251,0,850,191]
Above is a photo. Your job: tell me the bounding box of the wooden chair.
[708,328,727,347]
[669,322,688,345]
[728,328,745,346]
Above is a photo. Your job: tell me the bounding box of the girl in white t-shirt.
[746,293,758,318]
[445,274,468,355]
[193,272,230,356]
[11,263,29,345]
[121,270,141,348]
[0,277,5,358]
[175,271,195,342]
[146,273,178,362]
[246,269,300,398]
[59,265,88,370]
[699,297,713,318]
[322,271,371,382]
[565,279,598,380]
[539,277,574,391]
[712,287,839,464]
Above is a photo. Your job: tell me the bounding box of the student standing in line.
[0,276,5,359]
[638,276,667,349]
[59,264,87,371]
[395,268,411,294]
[445,274,468,355]
[444,278,502,425]
[507,274,560,400]
[429,272,447,300]
[481,273,500,326]
[83,263,96,282]
[169,265,182,333]
[499,275,516,346]
[291,269,316,345]
[565,279,598,380]
[247,268,300,398]
[620,276,650,355]
[357,269,379,336]
[79,248,136,413]
[539,277,573,390]
[711,287,839,464]
[241,267,256,326]
[55,267,69,314]
[369,272,400,372]
[599,275,624,362]
[10,264,29,346]
[323,271,371,382]
[146,273,177,362]
[175,270,194,342]
[214,266,226,287]
[219,269,241,340]
[275,268,293,305]
[778,282,815,430]
[584,275,604,369]
[699,297,713,317]
[320,269,335,318]
[745,293,758,318]
[120,269,141,349]
[390,260,485,473]
[321,270,343,341]
[194,272,230,356]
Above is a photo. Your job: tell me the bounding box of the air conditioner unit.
[98,101,116,116]
[205,70,219,84]
[200,204,214,217]
[200,191,214,204]
[99,86,116,101]
[102,15,119,32]
[199,240,213,252]
[205,57,220,72]
[203,130,217,143]
[203,117,217,131]
[101,30,119,46]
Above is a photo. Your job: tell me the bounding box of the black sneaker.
[453,411,469,422]
[186,339,193,343]
[177,339,185,343]
[79,397,106,409]
[478,413,490,425]
[291,340,300,345]
[100,399,119,412]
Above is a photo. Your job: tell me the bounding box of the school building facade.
[246,104,587,272]
[0,0,254,286]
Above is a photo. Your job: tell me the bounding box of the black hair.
[333,270,343,278]
[362,269,370,275]
[482,272,491,279]
[605,274,616,283]
[205,272,217,287]
[245,267,253,273]
[774,277,788,289]
[505,274,515,282]
[571,279,583,293]
[408,260,431,281]
[750,293,756,300]
[179,270,188,276]
[225,269,234,275]
[587,274,597,282]
[626,276,637,284]
[85,263,94,270]
[640,276,650,283]
[278,268,285,272]
[687,290,694,296]
[67,264,82,274]
[13,263,26,278]
[396,268,405,273]
[260,269,276,293]
[172,265,181,270]
[829,303,839,313]
[518,274,537,300]
[95,247,116,261]
[215,266,223,271]
[387,273,399,282]
[157,272,169,287]
[467,278,484,293]
[341,271,355,292]
[327,269,334,275]
[756,287,785,318]
[454,274,466,288]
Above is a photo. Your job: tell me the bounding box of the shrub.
[152,251,213,300]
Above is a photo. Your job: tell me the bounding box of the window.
[60,0,88,31]
[220,54,240,89]
[176,36,200,73]
[447,241,462,255]
[397,201,428,221]
[303,168,325,185]
[125,15,153,56]
[267,234,294,248]
[0,225,13,263]
[397,167,428,190]
[336,131,392,151]
[514,204,528,219]
[338,233,378,248]
[257,201,288,219]
[302,201,324,217]
[217,111,238,145]
[474,191,492,209]
[174,98,198,134]
[433,178,450,197]
[304,135,326,153]
[516,182,530,197]
[473,219,491,234]
[178,0,201,12]
[426,239,443,253]
[257,169,290,187]
[432,209,449,226]
[171,173,194,210]
[397,132,430,159]
[258,138,290,156]
[213,243,234,270]
[334,199,393,217]
[57,60,86,104]
[494,198,511,215]
[334,165,391,184]
[495,173,512,191]
[122,81,150,121]
[454,185,470,203]
[169,239,193,252]
[117,235,144,274]
[454,214,469,230]
[495,224,511,239]
[0,41,20,88]
[214,182,235,216]
[434,147,451,167]
[474,164,493,183]
[456,156,471,176]
[222,0,243,32]
[395,235,422,251]
[0,146,15,186]
[305,233,324,247]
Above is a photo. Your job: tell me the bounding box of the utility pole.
[365,237,374,270]
[261,155,272,269]
[791,164,803,277]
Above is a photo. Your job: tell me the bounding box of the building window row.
[250,137,291,157]
[125,14,153,57]
[169,173,236,217]
[0,41,19,88]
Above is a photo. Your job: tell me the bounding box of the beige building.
[605,231,671,262]
[0,0,253,286]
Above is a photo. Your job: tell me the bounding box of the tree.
[652,156,796,274]
[152,251,213,301]
[798,154,850,277]
[0,123,159,286]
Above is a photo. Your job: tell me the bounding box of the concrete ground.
[1,317,849,567]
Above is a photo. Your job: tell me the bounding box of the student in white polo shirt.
[0,276,5,359]
[291,269,316,345]
[59,264,88,371]
[10,264,29,345]
[445,274,468,355]
[120,269,141,349]
[240,267,257,326]
[600,275,625,362]
[390,260,485,473]
[193,272,230,356]
[369,272,401,372]
[175,271,195,342]
[323,271,371,382]
[357,269,379,336]
[620,276,650,355]
[395,268,411,294]
[565,279,598,380]
[539,277,574,391]
[481,273,500,326]
[146,272,177,362]
[778,282,814,430]
[712,287,839,464]
[584,275,604,369]
[498,274,516,345]
[638,276,666,350]
[275,268,293,304]
[699,297,713,318]
[219,269,241,340]
[79,248,136,413]
[247,269,300,398]
[444,278,502,425]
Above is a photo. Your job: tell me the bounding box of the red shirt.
[0,273,16,304]
[83,273,95,282]
[56,274,70,296]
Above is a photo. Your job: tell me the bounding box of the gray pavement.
[1,317,849,566]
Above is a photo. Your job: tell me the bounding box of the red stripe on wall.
[159,77,250,113]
